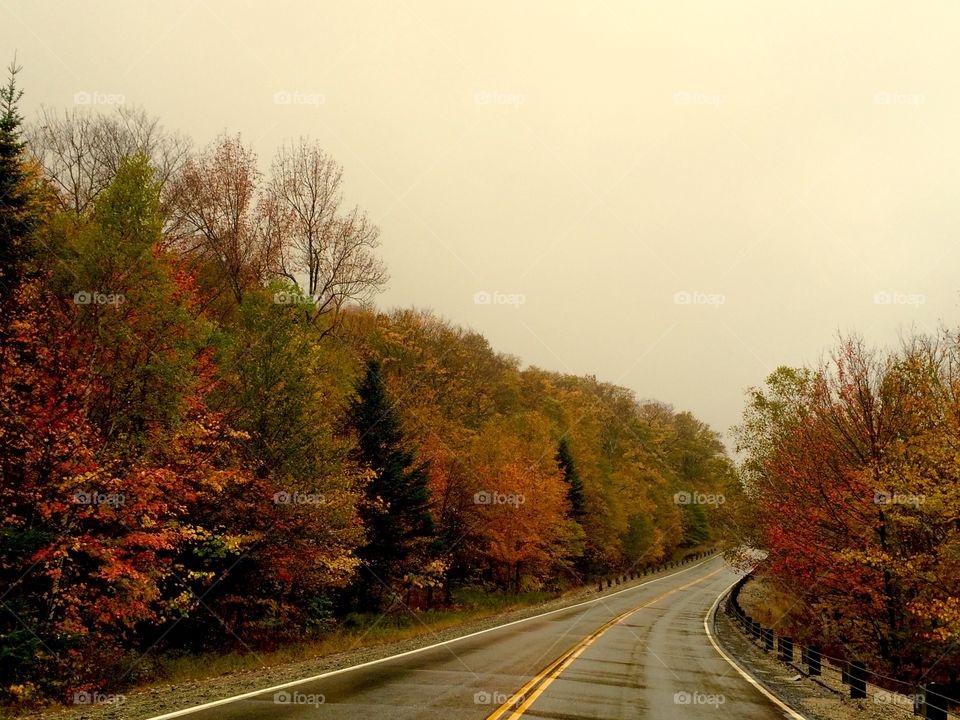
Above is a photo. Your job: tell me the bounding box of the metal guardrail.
[724,573,959,719]
[595,548,717,592]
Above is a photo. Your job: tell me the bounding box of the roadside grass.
[149,587,558,688]
[736,574,798,628]
[148,549,716,688]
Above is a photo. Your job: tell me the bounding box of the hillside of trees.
[0,66,732,705]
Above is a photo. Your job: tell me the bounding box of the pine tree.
[349,359,433,609]
[556,436,587,519]
[0,56,39,307]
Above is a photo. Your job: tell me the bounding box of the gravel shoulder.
[15,556,717,720]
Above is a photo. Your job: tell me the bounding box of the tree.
[555,436,587,519]
[27,105,189,217]
[470,417,578,591]
[0,56,43,306]
[348,359,434,609]
[269,139,387,334]
[49,153,208,451]
[166,134,280,307]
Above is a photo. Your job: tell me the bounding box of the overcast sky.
[4,1,958,445]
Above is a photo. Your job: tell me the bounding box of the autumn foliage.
[733,337,960,686]
[0,73,731,705]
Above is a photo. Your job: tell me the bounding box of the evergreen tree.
[0,56,39,307]
[349,358,433,608]
[556,436,587,519]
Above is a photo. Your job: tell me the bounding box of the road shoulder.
[711,583,916,720]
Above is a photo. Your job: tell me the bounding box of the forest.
[0,66,732,705]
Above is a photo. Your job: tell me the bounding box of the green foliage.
[0,56,41,305]
[348,358,434,608]
[556,436,587,519]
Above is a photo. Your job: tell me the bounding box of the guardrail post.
[849,660,867,699]
[751,621,762,641]
[762,628,774,652]
[778,636,793,662]
[804,646,821,676]
[924,683,948,720]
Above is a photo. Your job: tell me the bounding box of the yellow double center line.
[486,567,724,720]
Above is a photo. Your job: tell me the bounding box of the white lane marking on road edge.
[146,555,722,719]
[704,577,808,720]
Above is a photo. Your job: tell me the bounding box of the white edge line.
[704,577,809,720]
[146,554,722,719]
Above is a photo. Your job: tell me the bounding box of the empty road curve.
[149,557,803,720]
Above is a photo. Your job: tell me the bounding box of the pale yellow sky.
[4,1,959,443]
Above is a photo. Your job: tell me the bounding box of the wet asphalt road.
[150,557,795,719]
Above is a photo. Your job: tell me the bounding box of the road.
[150,557,800,719]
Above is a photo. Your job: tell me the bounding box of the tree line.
[0,65,732,705]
